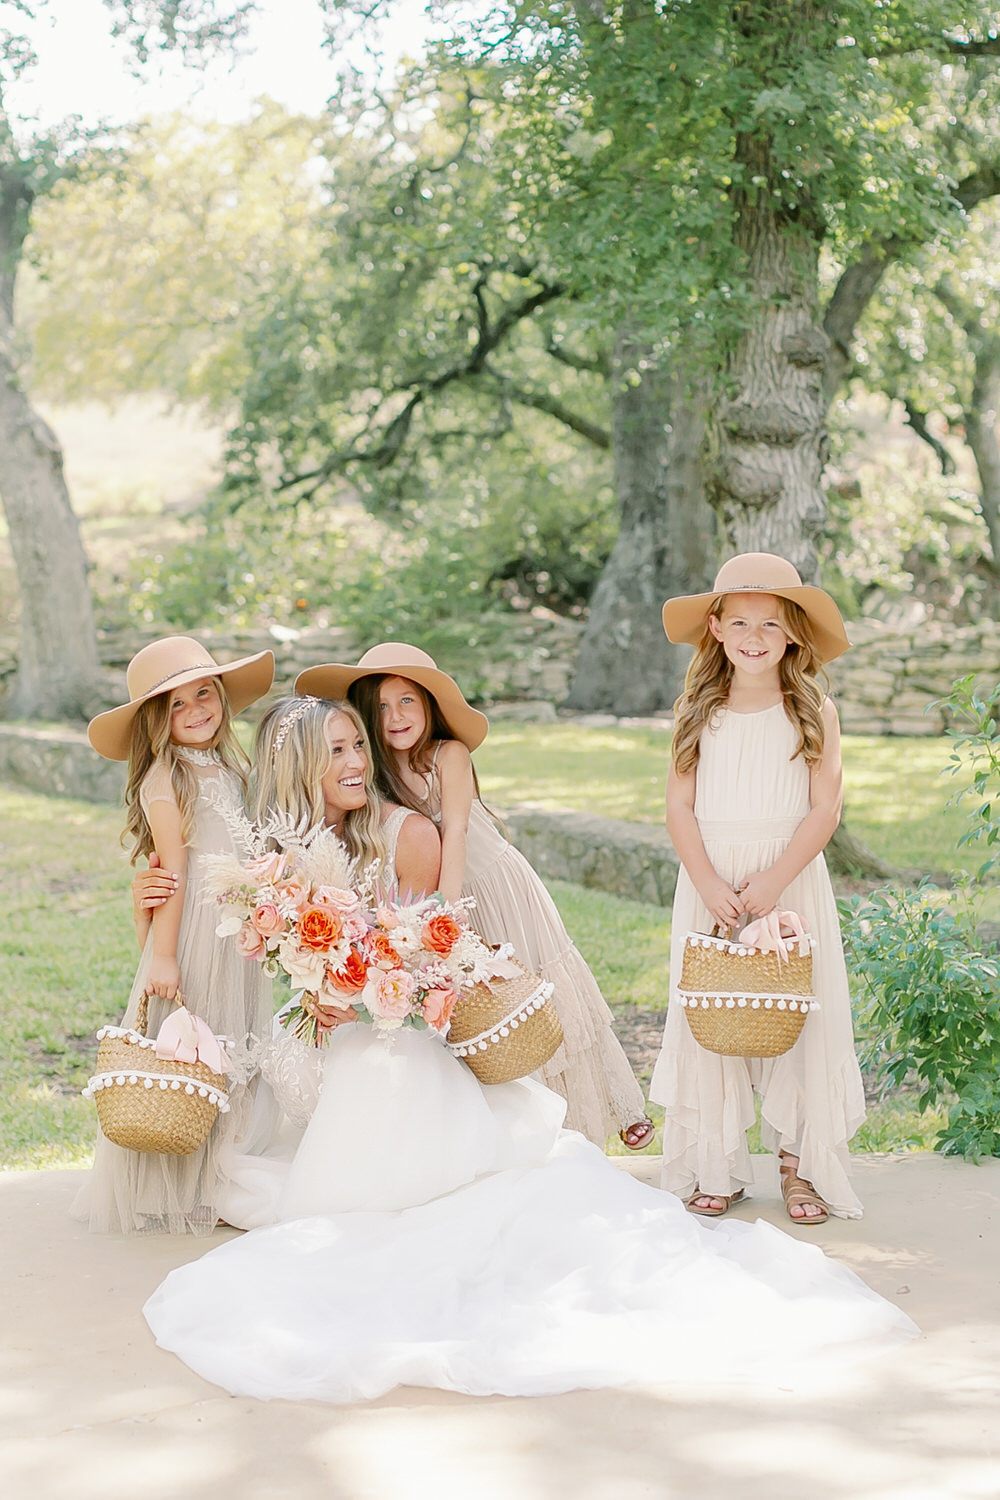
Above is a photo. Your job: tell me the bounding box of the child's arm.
[435,740,475,903]
[666,761,744,927]
[143,798,189,1001]
[131,854,179,950]
[739,698,844,917]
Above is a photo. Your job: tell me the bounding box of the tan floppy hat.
[662,553,851,664]
[88,635,276,760]
[295,643,489,750]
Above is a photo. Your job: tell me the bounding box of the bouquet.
[203,808,515,1045]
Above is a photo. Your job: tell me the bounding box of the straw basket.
[446,959,563,1084]
[83,993,230,1155]
[677,928,818,1058]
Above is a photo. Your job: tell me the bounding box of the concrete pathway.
[2,1154,998,1500]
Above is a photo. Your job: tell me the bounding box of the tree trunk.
[565,339,715,714]
[964,340,1000,577]
[0,137,103,722]
[0,327,103,720]
[711,194,829,582]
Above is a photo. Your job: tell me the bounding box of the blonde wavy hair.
[253,696,387,875]
[122,679,249,863]
[671,594,827,775]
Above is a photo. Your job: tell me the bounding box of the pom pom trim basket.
[83,993,231,1155]
[677,928,819,1058]
[445,958,563,1084]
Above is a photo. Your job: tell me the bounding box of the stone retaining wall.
[0,724,678,907]
[828,619,1000,736]
[5,613,997,736]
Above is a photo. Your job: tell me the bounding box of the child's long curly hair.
[252,696,387,875]
[122,679,249,862]
[671,595,827,775]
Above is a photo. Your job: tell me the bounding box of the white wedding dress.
[144,812,917,1404]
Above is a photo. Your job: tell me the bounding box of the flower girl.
[295,644,652,1149]
[72,636,275,1235]
[650,553,864,1223]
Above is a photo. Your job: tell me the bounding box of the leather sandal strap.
[781,1171,829,1216]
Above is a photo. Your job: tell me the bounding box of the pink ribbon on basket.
[739,910,808,963]
[154,1006,229,1074]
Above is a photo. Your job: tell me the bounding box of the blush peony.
[363,968,415,1020]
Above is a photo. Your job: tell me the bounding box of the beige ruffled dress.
[72,748,274,1236]
[424,751,646,1144]
[649,702,866,1218]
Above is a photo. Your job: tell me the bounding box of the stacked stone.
[830,620,1000,737]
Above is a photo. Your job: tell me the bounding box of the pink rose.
[342,910,369,943]
[314,885,361,915]
[422,988,457,1032]
[363,968,415,1020]
[250,902,284,938]
[236,921,266,960]
[246,851,289,885]
[374,906,400,930]
[274,877,309,910]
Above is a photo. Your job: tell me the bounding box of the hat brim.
[88,650,276,760]
[662,586,851,665]
[294,662,489,751]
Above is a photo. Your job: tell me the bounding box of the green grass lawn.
[476,722,989,881]
[3,780,946,1171]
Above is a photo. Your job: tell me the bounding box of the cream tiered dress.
[424,751,646,1144]
[650,702,866,1218]
[72,748,274,1236]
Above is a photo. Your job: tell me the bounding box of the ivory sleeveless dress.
[71,748,274,1236]
[143,783,915,1402]
[423,752,647,1143]
[649,702,866,1218]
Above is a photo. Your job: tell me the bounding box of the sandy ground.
[2,1153,998,1500]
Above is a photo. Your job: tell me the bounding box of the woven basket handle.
[710,923,734,939]
[135,988,187,1035]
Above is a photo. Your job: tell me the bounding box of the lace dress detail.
[423,749,645,1143]
[71,754,274,1236]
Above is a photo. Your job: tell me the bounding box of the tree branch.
[823,163,1000,401]
[273,276,568,497]
[483,365,610,448]
[902,399,956,474]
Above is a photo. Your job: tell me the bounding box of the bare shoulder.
[435,738,472,774]
[396,809,441,853]
[820,695,841,731]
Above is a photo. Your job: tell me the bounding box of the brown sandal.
[620,1117,655,1151]
[685,1187,746,1218]
[780,1167,830,1226]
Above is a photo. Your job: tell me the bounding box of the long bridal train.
[144,1026,917,1404]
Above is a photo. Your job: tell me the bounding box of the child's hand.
[697,875,744,929]
[737,869,784,918]
[133,853,179,916]
[146,955,182,1002]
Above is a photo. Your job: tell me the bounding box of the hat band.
[137,661,218,700]
[717,582,800,593]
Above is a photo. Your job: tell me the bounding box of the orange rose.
[422,912,461,957]
[297,904,343,952]
[326,947,369,994]
[368,930,402,968]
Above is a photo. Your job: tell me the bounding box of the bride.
[142,695,917,1404]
